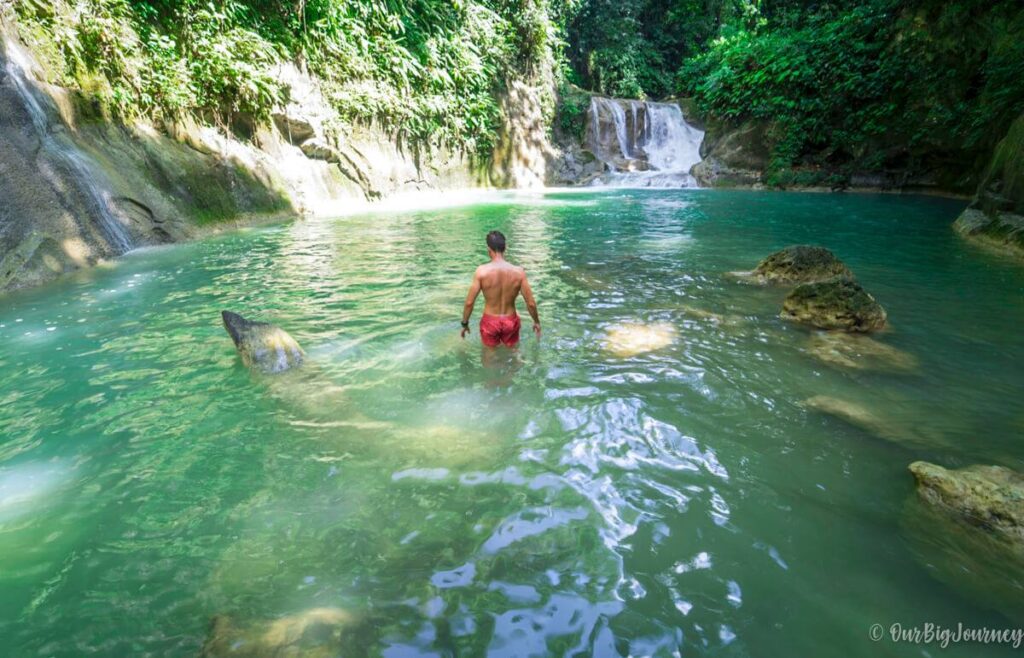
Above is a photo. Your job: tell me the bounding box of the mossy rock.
[754,245,853,284]
[910,462,1024,544]
[954,208,1024,257]
[781,276,886,332]
[904,461,1024,622]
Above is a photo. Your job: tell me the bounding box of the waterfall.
[4,45,134,254]
[586,96,704,188]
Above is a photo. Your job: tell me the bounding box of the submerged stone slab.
[221,310,304,373]
[201,607,353,658]
[901,495,1024,624]
[604,322,677,357]
[782,277,887,332]
[806,332,917,372]
[803,395,944,450]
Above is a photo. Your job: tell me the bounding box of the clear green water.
[2,190,1023,657]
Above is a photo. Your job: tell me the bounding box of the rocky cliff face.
[490,80,555,189]
[0,21,498,293]
[691,118,771,188]
[953,113,1024,258]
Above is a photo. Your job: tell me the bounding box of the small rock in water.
[781,277,887,332]
[221,310,304,373]
[730,245,853,285]
[604,322,677,357]
[806,332,917,371]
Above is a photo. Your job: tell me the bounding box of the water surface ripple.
[1,190,1023,657]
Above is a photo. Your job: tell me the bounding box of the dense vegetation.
[13,0,570,156]
[568,0,1024,185]
[12,0,1024,185]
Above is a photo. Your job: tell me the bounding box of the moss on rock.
[909,462,1024,546]
[752,245,853,284]
[954,113,1024,259]
[781,276,887,332]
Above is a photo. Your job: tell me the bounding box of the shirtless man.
[460,230,540,346]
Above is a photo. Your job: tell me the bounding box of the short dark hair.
[486,230,506,253]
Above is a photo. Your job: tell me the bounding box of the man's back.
[477,261,525,316]
[461,230,540,346]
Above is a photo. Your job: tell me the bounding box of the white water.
[4,45,134,254]
[587,96,704,188]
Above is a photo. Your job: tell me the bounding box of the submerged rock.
[737,245,854,285]
[781,277,887,332]
[604,322,677,357]
[904,462,1024,622]
[901,496,1024,624]
[909,462,1024,545]
[200,607,353,658]
[806,332,917,372]
[803,396,944,450]
[221,311,304,373]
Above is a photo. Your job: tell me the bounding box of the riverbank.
[2,10,1019,299]
[0,16,500,294]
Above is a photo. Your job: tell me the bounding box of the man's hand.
[462,269,482,341]
[521,272,540,340]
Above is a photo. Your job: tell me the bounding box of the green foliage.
[554,82,590,141]
[13,0,571,156]
[566,0,752,98]
[680,0,1024,181]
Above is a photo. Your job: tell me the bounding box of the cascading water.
[4,45,134,254]
[587,96,705,188]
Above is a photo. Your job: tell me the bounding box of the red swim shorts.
[480,313,521,347]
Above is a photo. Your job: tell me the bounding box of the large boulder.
[952,112,1024,259]
[909,462,1024,545]
[221,311,304,373]
[743,245,854,285]
[781,276,887,332]
[954,207,1024,257]
[692,119,770,188]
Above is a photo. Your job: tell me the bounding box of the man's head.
[486,230,506,256]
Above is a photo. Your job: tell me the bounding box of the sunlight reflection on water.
[1,190,1022,657]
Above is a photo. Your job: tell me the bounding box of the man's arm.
[520,271,541,337]
[461,268,482,338]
